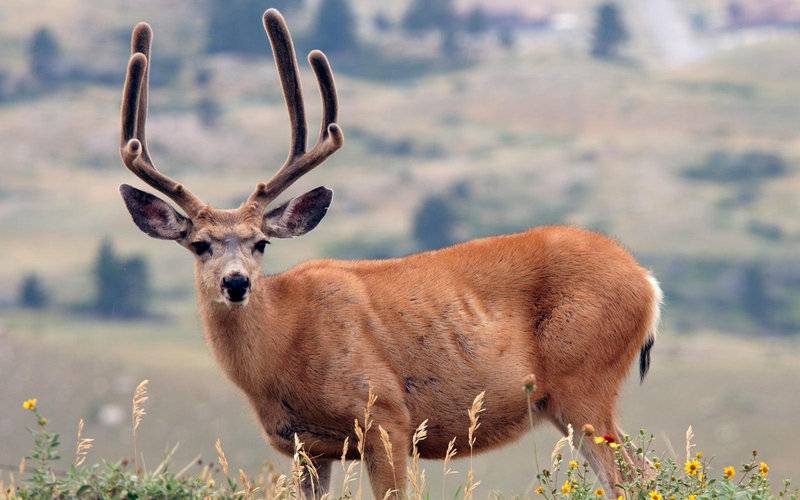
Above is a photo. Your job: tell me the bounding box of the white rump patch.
[645,273,663,341]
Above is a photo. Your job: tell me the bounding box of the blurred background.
[1,0,799,492]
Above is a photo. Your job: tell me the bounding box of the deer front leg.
[366,426,408,499]
[300,457,331,499]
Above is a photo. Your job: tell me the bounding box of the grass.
[2,383,797,499]
[2,312,800,489]
[2,1,800,496]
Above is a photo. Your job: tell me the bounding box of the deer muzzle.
[221,273,251,304]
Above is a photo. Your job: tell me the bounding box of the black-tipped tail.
[639,336,655,383]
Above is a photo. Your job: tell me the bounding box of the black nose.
[222,274,250,302]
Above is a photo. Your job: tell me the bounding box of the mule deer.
[118,9,662,498]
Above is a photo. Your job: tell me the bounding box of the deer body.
[198,226,661,495]
[117,10,661,497]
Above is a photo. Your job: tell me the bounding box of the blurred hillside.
[2,0,800,333]
[1,0,800,486]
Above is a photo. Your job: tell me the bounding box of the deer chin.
[221,293,250,308]
[212,291,251,308]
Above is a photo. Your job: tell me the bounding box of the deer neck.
[195,270,288,394]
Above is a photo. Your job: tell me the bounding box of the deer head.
[119,9,343,306]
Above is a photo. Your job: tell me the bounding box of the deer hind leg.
[300,458,332,499]
[548,396,631,495]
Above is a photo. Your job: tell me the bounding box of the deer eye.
[190,241,211,256]
[254,239,269,254]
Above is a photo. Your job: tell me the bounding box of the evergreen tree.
[206,0,303,55]
[498,28,516,49]
[402,0,456,34]
[18,273,49,309]
[741,263,773,328]
[309,0,359,54]
[591,2,629,59]
[197,95,221,128]
[412,195,458,250]
[373,12,392,32]
[465,7,489,34]
[28,27,61,84]
[93,239,152,318]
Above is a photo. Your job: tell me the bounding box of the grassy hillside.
[2,314,800,489]
[1,0,800,492]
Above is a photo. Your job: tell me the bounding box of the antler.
[120,22,205,217]
[243,9,344,211]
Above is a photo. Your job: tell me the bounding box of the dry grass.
[2,376,796,499]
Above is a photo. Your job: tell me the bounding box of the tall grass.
[1,381,797,499]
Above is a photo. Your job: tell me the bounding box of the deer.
[118,9,662,498]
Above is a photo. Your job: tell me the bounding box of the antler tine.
[120,22,205,217]
[244,9,344,210]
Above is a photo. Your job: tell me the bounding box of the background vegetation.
[1,0,800,493]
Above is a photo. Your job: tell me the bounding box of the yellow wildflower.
[569,460,579,470]
[609,442,621,449]
[22,399,37,411]
[594,436,606,444]
[654,461,662,470]
[561,480,573,495]
[535,486,544,495]
[724,466,736,479]
[594,488,605,497]
[696,452,703,459]
[649,491,662,500]
[687,496,696,500]
[685,459,701,476]
[759,462,769,477]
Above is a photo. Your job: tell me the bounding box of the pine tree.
[465,7,489,34]
[206,0,303,55]
[18,273,49,309]
[309,0,358,54]
[591,2,629,59]
[402,0,456,34]
[412,195,458,250]
[93,239,152,318]
[28,27,61,84]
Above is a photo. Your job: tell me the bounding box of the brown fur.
[118,10,662,497]
[195,224,659,497]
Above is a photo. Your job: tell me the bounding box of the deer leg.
[366,430,407,499]
[549,398,630,496]
[300,458,332,499]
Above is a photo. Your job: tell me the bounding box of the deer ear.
[262,186,333,238]
[120,184,191,240]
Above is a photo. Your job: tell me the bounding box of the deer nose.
[221,273,250,302]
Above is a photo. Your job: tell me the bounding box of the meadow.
[1,0,800,497]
